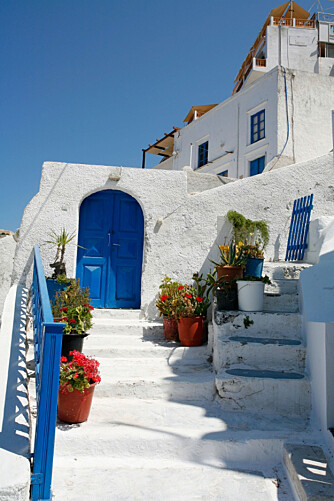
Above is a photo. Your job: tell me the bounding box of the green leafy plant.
[46,228,84,278]
[241,275,272,285]
[59,350,101,393]
[156,276,182,319]
[173,283,210,320]
[243,315,254,329]
[51,279,94,335]
[226,211,269,250]
[211,242,246,268]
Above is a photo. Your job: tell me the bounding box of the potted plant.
[45,229,82,300]
[211,241,246,281]
[52,279,94,358]
[174,284,210,347]
[58,350,101,424]
[156,276,181,341]
[215,279,239,311]
[237,275,271,312]
[242,242,265,278]
[226,210,269,278]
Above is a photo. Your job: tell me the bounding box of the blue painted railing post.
[31,246,65,501]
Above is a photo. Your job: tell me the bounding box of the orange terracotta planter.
[58,382,97,424]
[163,317,179,341]
[217,265,243,281]
[178,317,203,347]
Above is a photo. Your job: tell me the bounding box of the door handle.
[112,243,120,247]
[108,232,111,247]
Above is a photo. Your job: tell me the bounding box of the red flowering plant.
[155,276,182,319]
[51,279,94,335]
[174,283,210,320]
[59,350,101,393]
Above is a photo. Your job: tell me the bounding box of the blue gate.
[285,194,314,261]
[76,190,144,308]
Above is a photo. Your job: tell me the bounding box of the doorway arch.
[76,190,144,308]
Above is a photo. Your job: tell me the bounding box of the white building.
[144,1,334,179]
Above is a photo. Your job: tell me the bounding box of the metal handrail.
[31,246,65,501]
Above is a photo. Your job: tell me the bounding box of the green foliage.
[51,279,94,335]
[226,210,269,249]
[156,276,182,319]
[56,274,71,285]
[242,274,272,285]
[46,228,77,264]
[243,316,254,329]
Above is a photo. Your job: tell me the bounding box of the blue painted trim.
[197,141,209,168]
[250,110,265,144]
[285,195,314,261]
[31,246,65,501]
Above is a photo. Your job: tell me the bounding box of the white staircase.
[212,263,311,418]
[51,306,304,500]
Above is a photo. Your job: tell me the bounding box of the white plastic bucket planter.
[237,280,265,312]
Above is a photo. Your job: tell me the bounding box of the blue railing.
[285,194,314,261]
[31,246,65,501]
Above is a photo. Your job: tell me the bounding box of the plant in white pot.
[237,275,271,312]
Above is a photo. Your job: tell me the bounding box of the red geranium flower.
[161,295,168,301]
[69,319,76,324]
[60,307,68,312]
[196,296,203,302]
[178,286,184,290]
[73,372,79,379]
[89,306,94,310]
[60,356,67,363]
[185,294,192,299]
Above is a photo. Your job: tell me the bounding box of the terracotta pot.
[58,382,97,424]
[217,265,243,281]
[178,317,203,347]
[163,317,179,341]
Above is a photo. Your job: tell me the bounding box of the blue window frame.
[218,170,228,177]
[250,156,265,176]
[198,141,208,168]
[251,110,265,144]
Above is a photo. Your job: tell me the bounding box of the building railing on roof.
[255,58,266,67]
[271,16,315,28]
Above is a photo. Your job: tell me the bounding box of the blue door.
[76,190,144,308]
[250,156,265,176]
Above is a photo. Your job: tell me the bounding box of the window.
[330,25,334,36]
[218,170,228,177]
[250,156,265,176]
[198,141,208,168]
[251,110,265,144]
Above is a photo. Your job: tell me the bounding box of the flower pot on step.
[216,287,238,311]
[237,280,265,312]
[245,258,264,278]
[61,333,89,359]
[58,382,97,424]
[217,266,243,281]
[178,317,203,347]
[163,317,179,341]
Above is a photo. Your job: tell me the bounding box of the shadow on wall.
[0,286,30,458]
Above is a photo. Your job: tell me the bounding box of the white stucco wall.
[0,235,17,323]
[12,153,334,319]
[160,66,334,180]
[172,67,279,179]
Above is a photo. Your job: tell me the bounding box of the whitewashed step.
[55,419,287,465]
[214,311,302,340]
[92,308,142,320]
[52,457,288,501]
[283,443,334,501]
[215,369,311,417]
[213,336,305,372]
[84,339,207,359]
[265,278,298,295]
[264,292,299,313]
[91,319,163,337]
[263,262,312,281]
[94,357,215,401]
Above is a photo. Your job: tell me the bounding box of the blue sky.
[0,0,322,230]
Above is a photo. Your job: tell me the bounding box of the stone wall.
[0,233,17,323]
[12,153,334,319]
